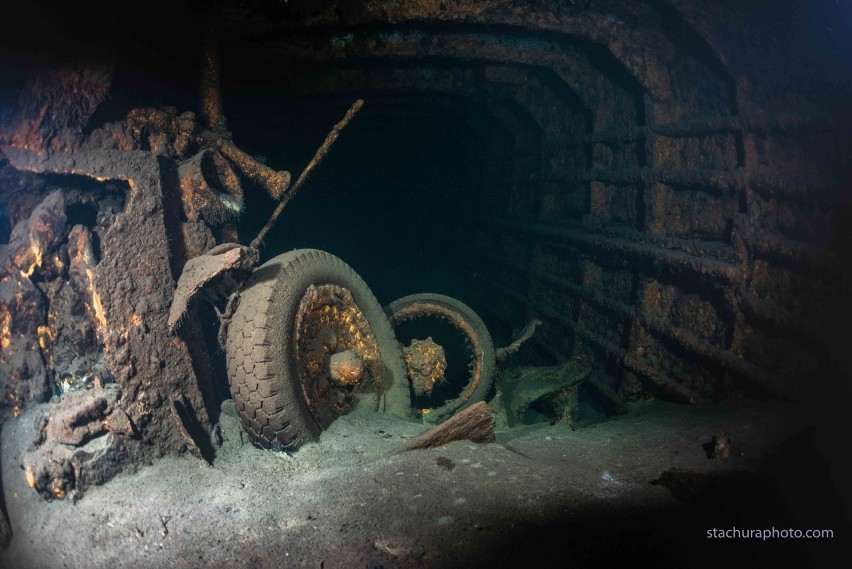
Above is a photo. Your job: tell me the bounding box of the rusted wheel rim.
[293,284,383,427]
[388,302,486,416]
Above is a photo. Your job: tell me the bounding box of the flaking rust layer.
[3,147,212,465]
[89,155,212,460]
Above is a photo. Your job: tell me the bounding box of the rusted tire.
[385,293,496,423]
[225,249,410,450]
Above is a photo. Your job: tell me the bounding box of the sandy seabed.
[1,398,848,569]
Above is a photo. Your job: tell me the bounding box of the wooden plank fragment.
[397,402,495,452]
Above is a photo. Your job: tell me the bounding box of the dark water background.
[229,92,488,312]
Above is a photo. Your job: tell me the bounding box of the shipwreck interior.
[1,0,851,567]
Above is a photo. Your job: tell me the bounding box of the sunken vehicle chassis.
[0,52,509,504]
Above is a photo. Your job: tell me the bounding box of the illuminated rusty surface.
[67,225,106,332]
[329,350,364,386]
[36,324,54,362]
[0,308,10,350]
[1,61,113,153]
[0,214,53,418]
[177,148,245,225]
[402,337,447,397]
[124,107,198,159]
[6,190,65,277]
[209,139,291,200]
[294,284,382,426]
[209,150,242,196]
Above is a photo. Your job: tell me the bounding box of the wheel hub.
[294,284,382,426]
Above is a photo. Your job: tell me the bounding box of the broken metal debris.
[495,318,542,363]
[67,224,106,334]
[703,433,733,460]
[168,243,260,333]
[20,384,132,500]
[0,145,214,467]
[197,26,292,201]
[0,0,844,521]
[199,25,229,138]
[0,56,371,494]
[0,190,69,416]
[204,136,292,202]
[499,356,592,427]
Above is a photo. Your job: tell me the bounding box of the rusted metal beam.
[737,290,824,345]
[580,167,830,198]
[476,249,793,399]
[481,216,742,284]
[489,281,700,405]
[533,271,788,394]
[587,113,836,144]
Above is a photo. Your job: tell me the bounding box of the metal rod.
[250,98,364,249]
